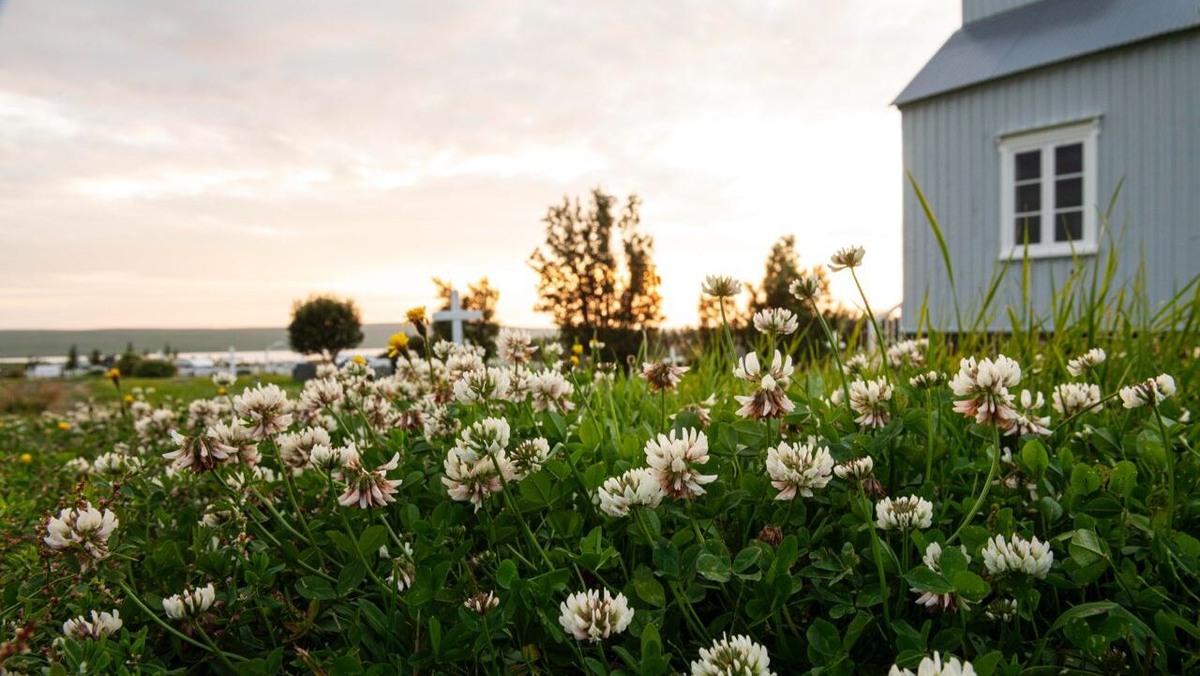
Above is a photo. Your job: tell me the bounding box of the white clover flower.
[789,274,823,302]
[644,428,717,500]
[65,457,92,474]
[458,417,511,461]
[702,275,741,298]
[733,351,795,420]
[62,609,122,640]
[442,446,514,511]
[985,598,1018,621]
[509,438,552,480]
[275,426,332,469]
[1051,382,1102,417]
[911,542,973,613]
[528,371,575,413]
[233,383,293,440]
[765,440,834,500]
[497,329,538,365]
[92,452,141,475]
[338,453,402,509]
[887,339,928,367]
[207,420,261,467]
[454,367,512,404]
[910,371,945,389]
[212,371,237,388]
[163,583,216,620]
[1006,390,1050,437]
[691,633,776,676]
[752,308,799,336]
[1066,348,1106,377]
[875,495,934,531]
[949,355,1020,427]
[641,360,689,392]
[844,353,874,374]
[309,442,355,472]
[834,456,874,481]
[889,652,976,676]
[595,468,665,517]
[982,533,1053,579]
[187,399,224,428]
[849,377,893,428]
[558,589,634,642]
[385,540,416,592]
[829,245,865,271]
[1119,374,1176,409]
[300,377,344,412]
[44,503,119,560]
[464,591,500,614]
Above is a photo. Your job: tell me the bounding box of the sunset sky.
[0,1,959,330]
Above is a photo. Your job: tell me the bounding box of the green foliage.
[287,295,364,362]
[130,359,177,378]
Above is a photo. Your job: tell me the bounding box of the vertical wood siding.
[901,33,1200,332]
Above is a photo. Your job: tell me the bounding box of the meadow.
[1,249,1198,675]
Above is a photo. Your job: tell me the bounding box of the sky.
[0,1,960,330]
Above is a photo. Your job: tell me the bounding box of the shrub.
[130,359,176,378]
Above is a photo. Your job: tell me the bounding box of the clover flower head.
[889,652,976,676]
[887,339,928,367]
[509,437,552,480]
[162,583,216,620]
[766,440,834,500]
[1007,389,1050,436]
[276,426,332,469]
[496,328,538,364]
[982,533,1053,579]
[690,633,776,676]
[702,275,741,298]
[528,371,575,413]
[558,589,634,642]
[849,377,893,428]
[752,308,799,336]
[338,453,402,509]
[834,456,875,482]
[1051,382,1102,416]
[454,367,512,404]
[233,383,293,440]
[829,245,866,271]
[1066,348,1106,377]
[62,609,122,641]
[910,371,946,389]
[465,591,500,614]
[644,428,716,500]
[595,468,665,517]
[44,503,119,560]
[442,446,514,511]
[789,274,823,302]
[641,360,689,392]
[949,355,1020,427]
[875,495,933,531]
[1119,374,1176,409]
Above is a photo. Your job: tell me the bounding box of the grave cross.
[432,289,483,344]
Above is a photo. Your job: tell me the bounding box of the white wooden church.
[896,0,1200,332]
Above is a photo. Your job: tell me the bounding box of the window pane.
[1056,177,1083,208]
[1015,150,1041,181]
[1015,215,1041,244]
[1056,143,1083,175]
[1055,211,1083,242]
[1015,182,1041,212]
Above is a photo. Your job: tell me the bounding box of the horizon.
[0,2,960,331]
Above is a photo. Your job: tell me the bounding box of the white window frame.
[998,119,1099,260]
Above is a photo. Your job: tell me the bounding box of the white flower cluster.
[889,652,976,676]
[1066,348,1106,377]
[276,426,332,469]
[1052,383,1102,417]
[911,543,973,612]
[733,351,795,420]
[596,468,664,517]
[752,308,798,336]
[1119,374,1176,409]
[338,453,401,509]
[62,609,122,640]
[834,456,875,482]
[44,503,119,560]
[442,418,548,510]
[233,383,293,440]
[464,590,499,614]
[644,428,716,500]
[875,495,933,531]
[765,440,834,500]
[949,355,1021,427]
[1006,390,1050,437]
[558,589,634,642]
[162,583,216,620]
[690,634,776,676]
[887,339,928,367]
[981,533,1053,579]
[849,377,893,428]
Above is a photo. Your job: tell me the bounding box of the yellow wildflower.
[57,421,71,431]
[20,453,32,464]
[571,343,584,356]
[406,307,428,324]
[569,355,580,366]
[216,387,226,397]
[123,394,134,404]
[388,332,410,357]
[352,355,366,365]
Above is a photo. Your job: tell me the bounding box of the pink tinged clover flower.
[233,383,293,440]
[62,609,122,640]
[849,377,893,428]
[948,355,1021,427]
[765,440,834,500]
[44,503,119,560]
[875,495,934,531]
[595,468,665,517]
[338,453,401,508]
[644,427,717,500]
[558,589,634,642]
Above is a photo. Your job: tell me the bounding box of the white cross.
[432,289,483,344]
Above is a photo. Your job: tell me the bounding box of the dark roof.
[894,0,1200,106]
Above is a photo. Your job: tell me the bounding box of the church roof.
[894,0,1200,106]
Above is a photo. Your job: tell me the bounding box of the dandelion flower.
[558,589,634,642]
[44,503,119,560]
[386,331,410,358]
[162,583,216,620]
[644,428,717,500]
[875,495,934,531]
[981,533,1053,579]
[765,440,834,500]
[889,652,976,676]
[62,610,122,640]
[641,360,689,392]
[691,634,776,676]
[595,468,665,517]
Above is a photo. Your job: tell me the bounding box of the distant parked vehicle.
[175,358,216,378]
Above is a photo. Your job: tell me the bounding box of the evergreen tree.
[66,344,79,371]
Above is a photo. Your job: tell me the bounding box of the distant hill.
[0,324,557,360]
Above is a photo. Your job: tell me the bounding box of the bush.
[130,359,177,378]
[287,295,364,362]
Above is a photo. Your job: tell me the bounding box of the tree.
[66,344,79,371]
[433,277,500,352]
[287,295,364,362]
[529,189,663,331]
[89,348,102,366]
